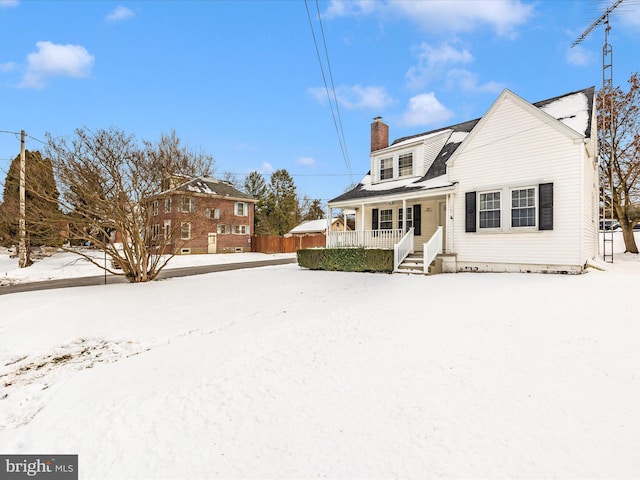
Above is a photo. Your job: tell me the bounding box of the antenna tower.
[572,0,624,263]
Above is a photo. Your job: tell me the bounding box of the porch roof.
[328,174,454,207]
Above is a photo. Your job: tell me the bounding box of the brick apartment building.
[150,176,257,254]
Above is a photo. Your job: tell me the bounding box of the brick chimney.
[370,116,389,152]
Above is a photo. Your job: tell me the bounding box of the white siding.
[448,95,589,270]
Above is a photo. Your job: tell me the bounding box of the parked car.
[599,220,621,231]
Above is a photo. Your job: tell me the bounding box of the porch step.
[397,253,442,275]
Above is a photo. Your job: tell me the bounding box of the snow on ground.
[0,248,294,285]
[0,235,639,478]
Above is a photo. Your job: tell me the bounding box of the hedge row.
[297,248,393,273]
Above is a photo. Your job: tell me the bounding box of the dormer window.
[375,151,415,182]
[380,157,393,180]
[398,153,413,177]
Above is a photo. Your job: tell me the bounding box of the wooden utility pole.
[18,129,27,268]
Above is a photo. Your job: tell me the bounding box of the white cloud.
[309,84,394,110]
[0,62,16,73]
[406,42,473,90]
[324,0,380,19]
[566,45,594,67]
[446,69,504,94]
[296,156,315,167]
[19,41,95,89]
[325,0,534,36]
[398,93,454,128]
[106,5,135,22]
[0,0,18,7]
[260,162,274,174]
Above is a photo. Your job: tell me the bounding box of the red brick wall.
[150,193,255,254]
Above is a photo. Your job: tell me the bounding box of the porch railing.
[423,226,443,273]
[393,228,414,272]
[327,229,404,249]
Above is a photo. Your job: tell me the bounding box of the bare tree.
[598,73,640,253]
[45,127,215,282]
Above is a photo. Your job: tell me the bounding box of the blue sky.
[1,0,639,204]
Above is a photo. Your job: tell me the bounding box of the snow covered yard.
[0,238,639,478]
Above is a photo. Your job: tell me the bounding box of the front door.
[207,233,217,254]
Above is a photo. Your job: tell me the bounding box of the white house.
[327,87,599,274]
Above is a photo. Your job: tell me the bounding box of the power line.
[313,0,353,185]
[304,0,354,185]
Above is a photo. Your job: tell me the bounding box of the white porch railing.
[393,228,414,272]
[423,226,443,274]
[327,229,405,249]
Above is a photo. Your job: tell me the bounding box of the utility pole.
[18,129,27,268]
[572,0,624,263]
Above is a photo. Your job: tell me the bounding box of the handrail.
[327,229,404,249]
[393,228,414,272]
[423,226,443,273]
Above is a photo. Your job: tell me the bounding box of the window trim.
[375,149,416,183]
[379,208,393,230]
[379,157,393,181]
[234,202,248,216]
[510,186,537,229]
[164,197,172,213]
[151,200,159,216]
[478,190,502,230]
[180,222,191,240]
[398,152,413,178]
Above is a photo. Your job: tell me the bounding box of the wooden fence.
[251,234,326,254]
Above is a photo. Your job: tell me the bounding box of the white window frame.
[379,157,393,181]
[510,186,537,228]
[217,224,230,234]
[180,222,191,240]
[478,190,501,230]
[164,220,171,240]
[376,150,416,182]
[379,209,393,230]
[180,196,195,213]
[398,152,413,177]
[232,225,250,235]
[206,208,221,220]
[151,200,159,216]
[235,202,249,216]
[164,197,172,213]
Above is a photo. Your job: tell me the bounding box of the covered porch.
[327,192,453,273]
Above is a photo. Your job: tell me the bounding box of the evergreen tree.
[0,150,62,261]
[264,169,297,236]
[244,171,268,235]
[302,198,325,221]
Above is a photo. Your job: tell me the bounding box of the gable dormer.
[369,121,453,184]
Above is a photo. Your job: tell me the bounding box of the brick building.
[151,176,257,254]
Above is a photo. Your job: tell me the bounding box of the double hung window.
[511,187,536,227]
[380,158,393,181]
[379,209,393,230]
[479,191,501,229]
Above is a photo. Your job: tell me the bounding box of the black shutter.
[372,208,379,230]
[413,204,421,236]
[465,192,476,232]
[539,183,553,230]
[398,208,403,230]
